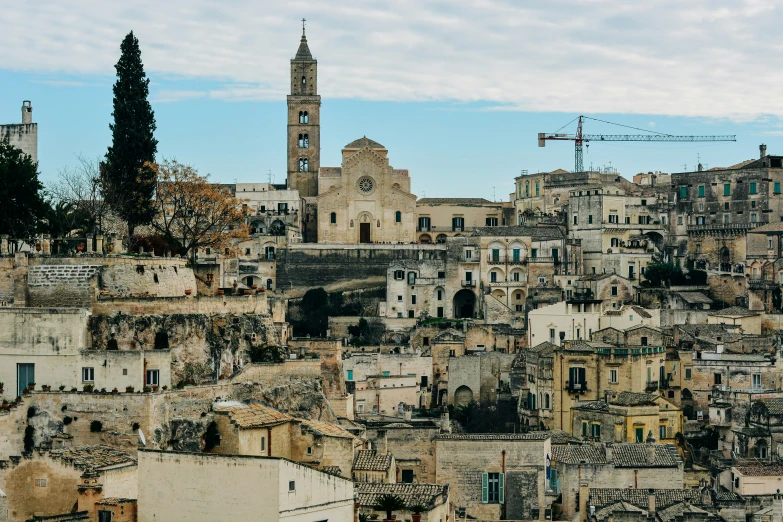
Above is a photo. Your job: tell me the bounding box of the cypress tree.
[103,31,158,242]
[0,137,46,251]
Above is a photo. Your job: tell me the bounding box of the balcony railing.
[565,381,587,393]
[749,279,778,290]
[487,254,526,264]
[462,280,476,287]
[460,256,479,263]
[687,222,761,234]
[645,381,659,392]
[417,226,431,232]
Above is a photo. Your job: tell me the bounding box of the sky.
[2,0,783,200]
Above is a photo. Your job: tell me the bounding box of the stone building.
[447,351,516,406]
[316,138,417,244]
[414,198,509,243]
[670,146,783,270]
[356,482,451,522]
[567,186,668,279]
[286,27,320,199]
[434,432,552,520]
[559,273,636,313]
[1,101,37,163]
[353,375,422,415]
[352,449,395,483]
[137,449,355,521]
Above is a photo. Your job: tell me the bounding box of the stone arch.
[682,388,693,400]
[489,267,505,282]
[491,288,506,299]
[250,219,264,234]
[270,220,285,236]
[512,289,525,304]
[242,276,257,288]
[454,385,474,406]
[510,268,525,282]
[419,234,432,244]
[436,234,447,244]
[453,289,476,319]
[434,286,445,302]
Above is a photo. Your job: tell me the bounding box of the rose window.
[358,177,374,193]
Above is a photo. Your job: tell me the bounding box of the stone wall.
[92,294,268,316]
[363,422,440,483]
[0,122,37,163]
[276,244,447,296]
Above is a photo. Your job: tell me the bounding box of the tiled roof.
[530,430,580,445]
[732,426,770,437]
[708,306,760,317]
[675,292,714,304]
[713,490,743,502]
[417,198,493,205]
[594,501,646,521]
[610,391,657,406]
[760,398,783,415]
[435,433,550,441]
[345,136,385,149]
[750,222,783,234]
[319,466,343,477]
[564,340,599,352]
[300,419,356,439]
[353,450,393,471]
[552,444,607,464]
[657,502,710,522]
[572,401,609,412]
[610,443,682,468]
[356,482,448,509]
[531,341,558,355]
[51,445,136,472]
[95,498,136,506]
[630,306,652,319]
[734,465,783,476]
[213,402,292,429]
[589,488,700,510]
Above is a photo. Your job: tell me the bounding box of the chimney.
[648,489,656,514]
[761,144,768,159]
[77,470,103,519]
[647,444,656,465]
[605,443,613,463]
[579,481,590,522]
[21,100,32,124]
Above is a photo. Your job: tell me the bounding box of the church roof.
[295,33,313,60]
[345,136,385,149]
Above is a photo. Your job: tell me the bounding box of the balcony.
[416,227,431,232]
[645,381,659,392]
[489,280,528,287]
[687,222,761,236]
[462,280,476,288]
[487,255,526,265]
[565,381,587,393]
[749,279,778,290]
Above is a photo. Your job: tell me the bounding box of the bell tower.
[287,20,321,197]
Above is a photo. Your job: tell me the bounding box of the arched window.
[299,158,309,172]
[302,75,306,85]
[611,238,619,248]
[545,393,550,409]
[395,211,401,223]
[330,212,336,224]
[299,111,309,124]
[298,133,309,148]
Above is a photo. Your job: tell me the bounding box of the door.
[17,363,34,397]
[360,222,371,243]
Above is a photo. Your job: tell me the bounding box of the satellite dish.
[138,429,146,446]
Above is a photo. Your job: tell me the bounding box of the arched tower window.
[299,158,309,172]
[298,134,309,148]
[299,111,309,124]
[330,212,336,224]
[302,75,306,85]
[395,211,402,223]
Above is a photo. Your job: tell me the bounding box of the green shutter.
[482,472,489,503]
[499,472,505,504]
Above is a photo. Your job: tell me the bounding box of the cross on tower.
[302,18,306,35]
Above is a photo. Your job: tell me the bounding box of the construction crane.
[538,115,736,173]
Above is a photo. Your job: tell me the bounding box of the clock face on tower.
[357,176,375,195]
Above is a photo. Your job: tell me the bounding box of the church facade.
[316,138,417,244]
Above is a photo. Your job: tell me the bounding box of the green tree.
[292,288,330,337]
[0,137,47,250]
[103,31,158,242]
[643,262,684,287]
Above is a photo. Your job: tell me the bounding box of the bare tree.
[49,156,112,238]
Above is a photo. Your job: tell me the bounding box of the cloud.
[151,89,208,103]
[2,0,783,119]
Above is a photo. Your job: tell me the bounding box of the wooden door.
[360,222,371,243]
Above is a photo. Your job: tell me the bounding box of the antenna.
[268,170,272,184]
[493,187,496,201]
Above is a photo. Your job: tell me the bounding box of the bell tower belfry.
[287,20,321,197]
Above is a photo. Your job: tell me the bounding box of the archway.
[453,289,476,319]
[454,385,474,406]
[270,220,285,236]
[358,212,373,243]
[436,234,447,244]
[491,289,506,300]
[720,247,731,271]
[419,234,432,244]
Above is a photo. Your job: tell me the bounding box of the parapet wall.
[276,244,446,296]
[92,294,268,316]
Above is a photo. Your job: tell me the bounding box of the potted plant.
[251,284,258,289]
[125,386,135,393]
[41,384,51,392]
[70,387,78,392]
[216,289,225,296]
[59,385,66,391]
[100,388,107,393]
[375,494,406,522]
[0,382,4,394]
[2,400,9,411]
[152,385,159,392]
[83,384,94,392]
[27,382,36,391]
[112,388,119,394]
[162,385,168,391]
[143,386,151,393]
[409,505,426,522]
[184,289,193,296]
[369,514,379,520]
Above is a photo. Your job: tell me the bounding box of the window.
[265,246,275,260]
[408,310,414,318]
[245,248,251,255]
[289,480,296,492]
[465,249,472,260]
[544,393,550,409]
[437,290,443,300]
[82,367,94,382]
[516,304,523,311]
[531,248,538,258]
[679,186,687,199]
[438,271,445,279]
[752,200,757,208]
[750,182,757,194]
[298,133,309,148]
[98,511,112,522]
[397,295,402,301]
[724,202,730,210]
[770,238,774,249]
[582,420,588,437]
[408,272,416,285]
[535,181,540,196]
[394,270,404,280]
[395,210,401,223]
[35,478,47,487]
[347,370,353,381]
[490,271,498,283]
[299,111,308,123]
[698,185,705,197]
[550,328,556,344]
[660,425,667,441]
[641,336,648,346]
[492,248,500,263]
[437,307,444,318]
[485,217,498,226]
[724,183,731,196]
[776,182,781,194]
[482,472,504,504]
[714,373,722,385]
[611,285,618,296]
[146,369,160,387]
[723,214,730,224]
[411,295,417,304]
[677,216,683,225]
[525,183,530,197]
[512,271,520,282]
[123,369,127,376]
[261,436,266,452]
[401,469,414,483]
[573,215,578,225]
[611,238,619,248]
[635,427,644,443]
[452,217,464,231]
[298,158,309,172]
[751,213,757,223]
[569,367,586,389]
[609,214,618,223]
[685,367,692,379]
[610,369,618,383]
[753,374,762,389]
[641,199,647,206]
[306,446,313,455]
[588,215,593,224]
[512,248,521,262]
[418,217,430,231]
[591,423,601,438]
